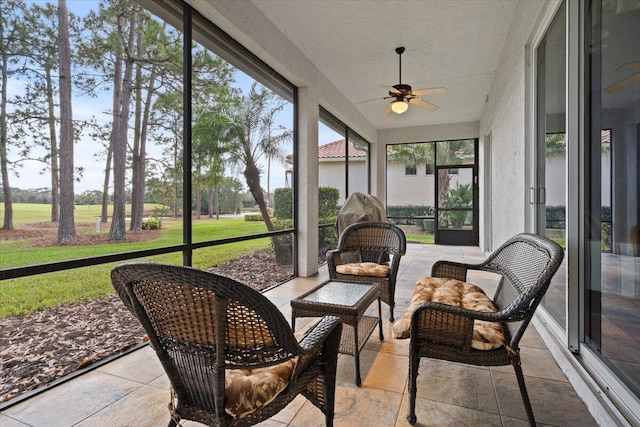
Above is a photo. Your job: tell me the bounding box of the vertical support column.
[370,138,386,204]
[297,87,319,277]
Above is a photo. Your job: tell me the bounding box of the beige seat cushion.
[392,277,505,350]
[336,262,389,278]
[225,358,296,419]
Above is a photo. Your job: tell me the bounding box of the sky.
[5,0,309,195]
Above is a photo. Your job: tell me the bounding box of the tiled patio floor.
[0,243,599,426]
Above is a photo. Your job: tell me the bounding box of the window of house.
[405,166,417,175]
[425,164,434,174]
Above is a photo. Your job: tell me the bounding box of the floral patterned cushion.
[335,262,389,278]
[225,358,296,419]
[392,277,505,350]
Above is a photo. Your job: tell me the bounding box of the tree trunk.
[46,68,59,223]
[437,169,451,202]
[132,62,156,230]
[102,55,122,224]
[173,139,180,218]
[207,187,213,218]
[129,30,143,233]
[57,0,75,244]
[0,10,13,231]
[215,186,220,220]
[101,143,113,223]
[109,3,136,240]
[244,161,286,260]
[195,186,201,219]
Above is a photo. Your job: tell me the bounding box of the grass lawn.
[0,204,273,318]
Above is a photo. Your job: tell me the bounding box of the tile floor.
[0,243,599,426]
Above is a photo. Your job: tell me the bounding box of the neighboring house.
[317,138,475,206]
[386,153,473,207]
[317,139,367,200]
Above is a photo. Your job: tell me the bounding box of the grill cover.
[335,192,387,235]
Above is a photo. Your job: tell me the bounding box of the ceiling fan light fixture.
[391,99,408,114]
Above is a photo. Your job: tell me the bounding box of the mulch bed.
[0,225,293,404]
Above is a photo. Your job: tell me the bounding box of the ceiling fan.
[357,47,448,117]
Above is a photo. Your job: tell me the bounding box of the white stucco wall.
[315,158,368,201]
[386,163,436,207]
[479,0,548,248]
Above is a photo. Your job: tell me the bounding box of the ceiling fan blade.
[410,87,448,96]
[355,97,385,105]
[381,102,393,117]
[383,85,401,94]
[409,97,439,112]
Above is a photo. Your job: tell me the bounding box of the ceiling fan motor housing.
[391,83,412,96]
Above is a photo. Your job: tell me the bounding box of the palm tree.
[226,82,291,258]
[386,143,433,169]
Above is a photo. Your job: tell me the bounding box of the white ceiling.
[251,0,518,130]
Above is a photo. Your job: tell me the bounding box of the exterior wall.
[386,162,471,207]
[386,163,435,206]
[479,0,548,247]
[318,161,346,198]
[316,158,367,201]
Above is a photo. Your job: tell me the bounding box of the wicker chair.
[406,233,564,426]
[327,221,407,322]
[111,263,342,427]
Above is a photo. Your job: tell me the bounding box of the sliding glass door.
[586,0,640,399]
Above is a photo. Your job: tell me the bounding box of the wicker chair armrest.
[297,315,342,354]
[326,249,343,262]
[431,260,480,282]
[326,250,342,277]
[389,251,403,270]
[296,316,342,371]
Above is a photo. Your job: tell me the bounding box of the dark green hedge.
[273,186,340,220]
[273,188,293,219]
[319,186,340,218]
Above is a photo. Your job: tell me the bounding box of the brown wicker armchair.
[406,233,564,426]
[111,263,342,427]
[327,221,407,322]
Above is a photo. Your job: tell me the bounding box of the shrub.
[440,183,473,228]
[273,187,293,219]
[244,214,265,222]
[386,205,434,225]
[272,186,340,220]
[141,217,162,230]
[271,218,294,264]
[152,205,169,218]
[319,186,340,218]
[319,216,338,252]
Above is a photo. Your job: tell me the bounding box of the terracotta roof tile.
[318,139,367,158]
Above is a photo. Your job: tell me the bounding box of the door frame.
[435,139,479,245]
